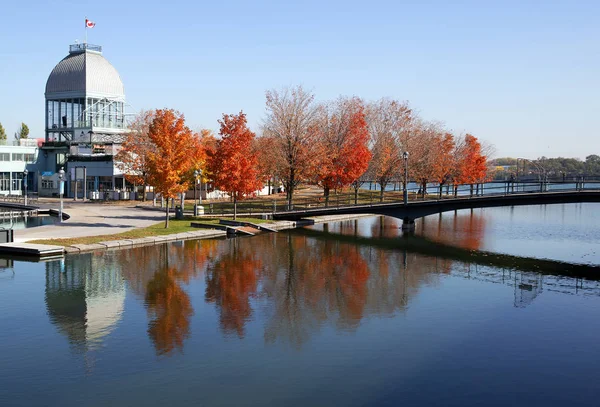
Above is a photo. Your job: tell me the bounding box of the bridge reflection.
[44,223,600,354]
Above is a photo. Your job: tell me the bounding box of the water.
[0,215,58,230]
[1,204,600,406]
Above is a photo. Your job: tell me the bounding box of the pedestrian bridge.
[272,181,600,229]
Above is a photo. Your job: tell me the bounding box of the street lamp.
[193,170,199,216]
[23,169,28,206]
[403,151,409,204]
[58,167,65,223]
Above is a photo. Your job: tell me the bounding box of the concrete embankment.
[6,201,378,258]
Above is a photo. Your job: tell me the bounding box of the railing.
[0,194,39,205]
[189,179,600,216]
[70,43,102,53]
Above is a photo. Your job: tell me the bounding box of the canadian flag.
[86,19,95,28]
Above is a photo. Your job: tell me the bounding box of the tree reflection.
[205,239,261,338]
[119,240,219,355]
[145,264,194,355]
[420,210,487,250]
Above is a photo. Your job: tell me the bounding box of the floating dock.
[0,242,65,258]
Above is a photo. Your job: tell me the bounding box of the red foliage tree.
[315,97,371,206]
[207,112,262,219]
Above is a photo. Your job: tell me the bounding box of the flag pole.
[85,16,87,44]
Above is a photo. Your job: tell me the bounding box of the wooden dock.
[0,242,65,258]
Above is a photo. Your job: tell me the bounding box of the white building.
[0,139,40,196]
[39,43,128,198]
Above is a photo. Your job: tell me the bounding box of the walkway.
[15,202,166,243]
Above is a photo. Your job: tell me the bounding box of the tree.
[115,110,156,201]
[253,135,279,195]
[146,109,199,227]
[454,134,488,195]
[262,85,320,208]
[181,129,212,202]
[314,97,371,206]
[409,124,455,198]
[366,98,414,202]
[14,123,29,141]
[0,122,6,141]
[207,112,262,220]
[585,155,600,175]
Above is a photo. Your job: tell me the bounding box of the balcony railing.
[69,43,102,53]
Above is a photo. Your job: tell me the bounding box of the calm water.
[0,214,58,230]
[1,204,600,406]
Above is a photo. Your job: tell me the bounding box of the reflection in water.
[44,216,600,356]
[119,240,219,355]
[206,239,261,338]
[44,255,125,373]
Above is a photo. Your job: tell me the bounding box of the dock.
[0,242,65,258]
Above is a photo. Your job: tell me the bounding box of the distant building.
[39,43,128,197]
[0,139,40,196]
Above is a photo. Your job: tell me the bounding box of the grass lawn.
[29,217,267,247]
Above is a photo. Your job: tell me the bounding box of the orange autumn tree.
[315,97,371,206]
[115,110,155,201]
[454,134,488,196]
[146,109,200,227]
[207,112,262,219]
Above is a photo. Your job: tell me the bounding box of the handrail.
[198,180,600,216]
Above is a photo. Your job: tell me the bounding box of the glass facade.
[11,172,23,191]
[0,173,9,191]
[46,98,126,129]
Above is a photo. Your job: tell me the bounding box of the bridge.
[272,180,600,230]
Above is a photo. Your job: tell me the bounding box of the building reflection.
[44,254,125,360]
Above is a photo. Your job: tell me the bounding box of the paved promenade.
[11,198,377,247]
[15,201,166,243]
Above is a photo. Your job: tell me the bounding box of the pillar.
[401,217,415,232]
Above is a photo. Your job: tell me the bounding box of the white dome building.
[45,43,126,143]
[40,43,129,197]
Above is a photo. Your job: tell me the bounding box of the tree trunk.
[421,180,427,198]
[143,184,147,202]
[233,194,237,220]
[324,186,330,207]
[454,185,458,197]
[439,184,443,199]
[354,187,358,205]
[379,182,386,202]
[165,204,169,228]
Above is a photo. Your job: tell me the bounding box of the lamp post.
[199,170,204,204]
[193,170,199,216]
[403,151,409,204]
[23,169,28,206]
[58,167,65,223]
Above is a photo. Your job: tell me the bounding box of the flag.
[86,19,95,28]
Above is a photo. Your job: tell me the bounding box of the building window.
[41,179,54,189]
[0,153,9,161]
[24,153,35,163]
[11,172,23,191]
[0,173,9,191]
[12,153,24,162]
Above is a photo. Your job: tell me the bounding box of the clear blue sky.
[1,0,598,159]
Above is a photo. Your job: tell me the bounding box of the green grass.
[29,216,267,247]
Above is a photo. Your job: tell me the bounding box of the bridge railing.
[197,180,600,216]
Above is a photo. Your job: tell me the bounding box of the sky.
[0,0,598,159]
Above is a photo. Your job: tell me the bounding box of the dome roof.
[45,46,125,99]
